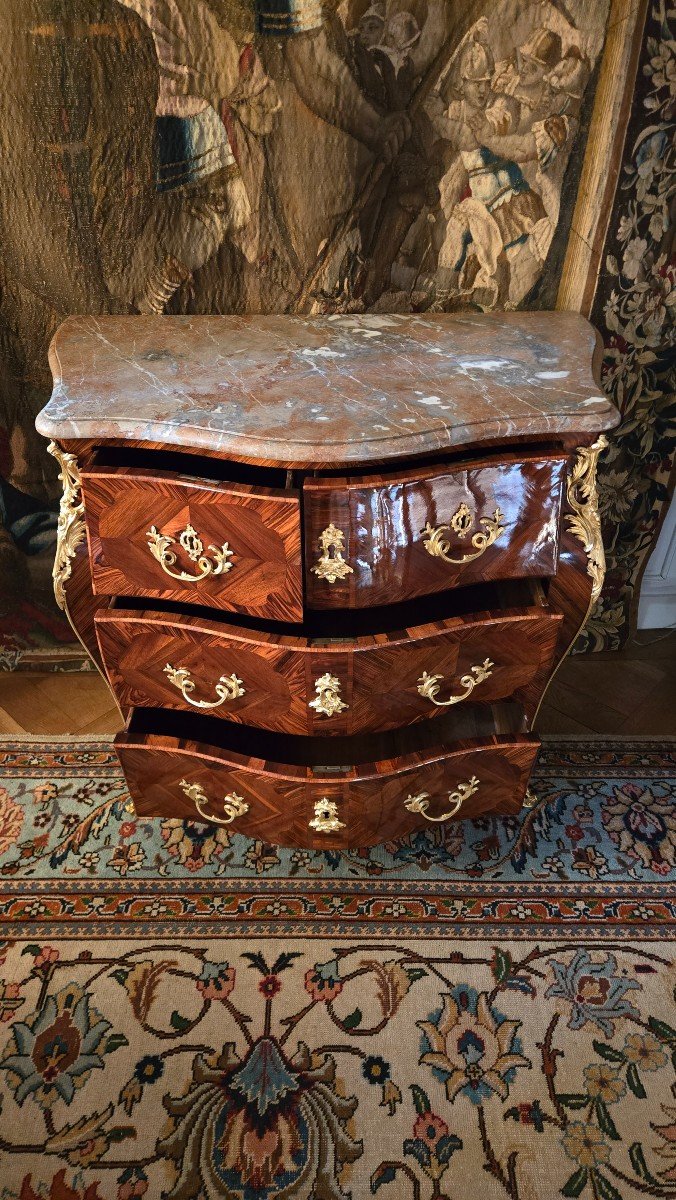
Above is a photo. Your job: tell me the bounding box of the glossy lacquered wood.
[96,586,561,736]
[304,452,567,609]
[80,463,302,621]
[116,709,539,850]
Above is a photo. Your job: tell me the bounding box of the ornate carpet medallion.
[0,738,674,1199]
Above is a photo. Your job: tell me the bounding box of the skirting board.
[637,497,676,630]
[637,579,676,630]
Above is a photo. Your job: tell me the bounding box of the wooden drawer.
[304,452,567,609]
[96,583,561,736]
[116,706,539,850]
[80,462,302,621]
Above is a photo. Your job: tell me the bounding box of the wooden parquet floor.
[0,631,674,737]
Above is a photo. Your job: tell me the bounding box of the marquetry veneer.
[38,311,618,849]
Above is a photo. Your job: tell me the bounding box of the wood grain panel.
[61,539,109,674]
[97,593,561,736]
[116,721,539,850]
[304,452,567,609]
[347,738,538,846]
[81,464,302,621]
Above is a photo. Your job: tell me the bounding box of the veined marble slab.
[39,311,618,466]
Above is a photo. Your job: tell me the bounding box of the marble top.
[39,311,618,467]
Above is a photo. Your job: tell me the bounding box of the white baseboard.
[637,578,676,629]
[637,496,676,630]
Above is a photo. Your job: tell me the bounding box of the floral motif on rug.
[0,737,674,1198]
[0,938,674,1199]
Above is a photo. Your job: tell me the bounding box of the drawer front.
[117,739,303,847]
[304,453,567,609]
[97,600,561,736]
[348,739,537,846]
[116,730,539,850]
[81,465,302,621]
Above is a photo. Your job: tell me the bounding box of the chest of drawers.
[37,311,618,849]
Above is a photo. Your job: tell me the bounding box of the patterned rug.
[0,736,674,1200]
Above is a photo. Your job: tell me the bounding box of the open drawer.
[96,580,561,736]
[80,453,302,621]
[115,703,539,850]
[304,450,567,609]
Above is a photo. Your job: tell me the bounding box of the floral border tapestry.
[584,0,675,651]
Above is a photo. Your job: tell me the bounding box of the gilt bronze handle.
[422,505,506,565]
[417,659,494,707]
[164,664,245,709]
[404,776,480,823]
[146,522,233,582]
[179,779,249,825]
